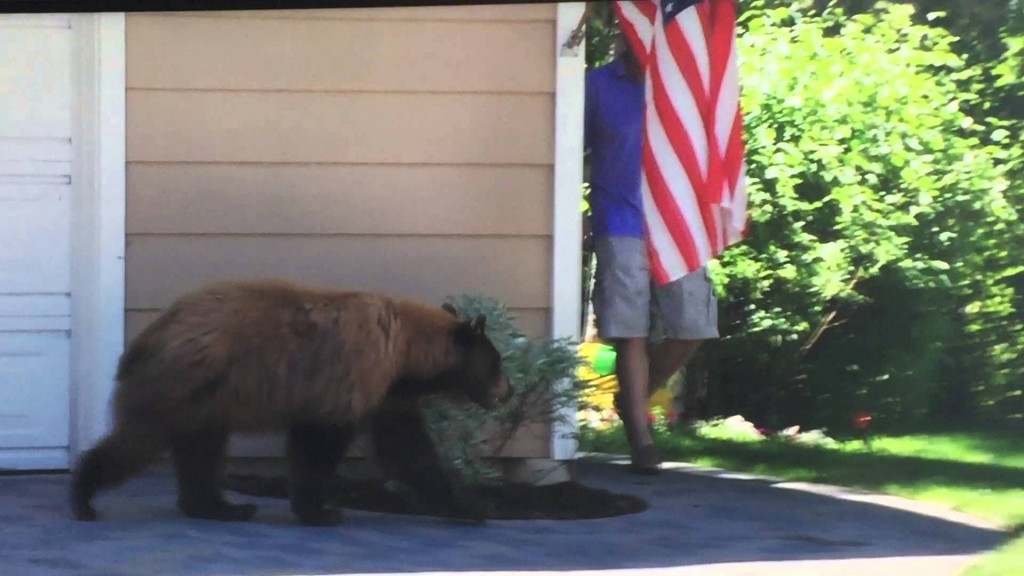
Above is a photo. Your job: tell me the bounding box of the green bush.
[585,0,1024,433]
[419,294,588,486]
[714,1,1021,431]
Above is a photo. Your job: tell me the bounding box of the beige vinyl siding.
[127,164,552,236]
[127,91,552,164]
[125,236,551,312]
[163,5,556,20]
[125,4,558,458]
[125,3,556,341]
[126,14,555,93]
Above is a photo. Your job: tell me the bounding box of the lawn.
[578,419,1023,575]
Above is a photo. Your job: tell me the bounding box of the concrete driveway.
[0,455,1010,576]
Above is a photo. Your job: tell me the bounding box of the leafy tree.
[585,0,1024,432]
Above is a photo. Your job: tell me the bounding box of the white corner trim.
[550,1,586,461]
[69,12,126,460]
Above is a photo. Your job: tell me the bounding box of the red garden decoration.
[853,411,872,430]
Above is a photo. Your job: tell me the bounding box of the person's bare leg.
[647,339,702,396]
[613,337,660,473]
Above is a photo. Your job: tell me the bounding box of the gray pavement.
[0,455,1011,576]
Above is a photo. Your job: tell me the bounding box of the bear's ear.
[452,319,475,349]
[442,302,458,318]
[471,314,486,334]
[452,315,486,348]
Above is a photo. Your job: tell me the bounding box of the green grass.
[579,423,1024,575]
[962,535,1024,576]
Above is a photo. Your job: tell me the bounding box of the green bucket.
[591,344,617,376]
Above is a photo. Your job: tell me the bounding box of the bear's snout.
[475,374,512,410]
[494,374,513,404]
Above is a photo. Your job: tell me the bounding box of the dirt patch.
[223,473,648,521]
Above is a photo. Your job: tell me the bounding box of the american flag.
[613,0,749,285]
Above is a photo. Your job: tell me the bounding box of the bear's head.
[444,303,513,410]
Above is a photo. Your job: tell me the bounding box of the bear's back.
[114,278,460,424]
[146,279,404,361]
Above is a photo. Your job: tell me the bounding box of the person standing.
[584,40,720,474]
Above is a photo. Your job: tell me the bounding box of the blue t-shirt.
[584,57,646,239]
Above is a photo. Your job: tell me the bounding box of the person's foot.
[629,443,662,475]
[613,393,662,475]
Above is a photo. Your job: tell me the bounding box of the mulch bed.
[223,473,648,521]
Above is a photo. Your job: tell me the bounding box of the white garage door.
[0,14,75,470]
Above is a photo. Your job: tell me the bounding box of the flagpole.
[560,2,592,56]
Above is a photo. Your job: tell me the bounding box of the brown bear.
[69,278,512,526]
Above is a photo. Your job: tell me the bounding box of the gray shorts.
[592,236,719,341]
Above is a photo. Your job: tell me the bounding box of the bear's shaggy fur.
[70,278,511,526]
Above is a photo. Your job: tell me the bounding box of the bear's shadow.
[222,471,649,521]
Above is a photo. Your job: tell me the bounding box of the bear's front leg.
[286,422,354,526]
[370,397,486,526]
[171,427,259,522]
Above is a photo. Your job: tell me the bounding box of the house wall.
[123,4,558,458]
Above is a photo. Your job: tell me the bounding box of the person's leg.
[612,337,657,465]
[591,236,661,473]
[650,267,720,416]
[647,339,701,395]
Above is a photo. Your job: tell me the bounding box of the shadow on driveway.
[0,456,1011,576]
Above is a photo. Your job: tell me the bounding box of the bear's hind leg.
[70,425,167,521]
[171,427,258,522]
[286,422,353,527]
[371,398,486,525]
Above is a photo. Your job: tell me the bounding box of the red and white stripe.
[614,0,749,285]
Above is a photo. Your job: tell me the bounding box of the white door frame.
[549,2,586,461]
[68,12,127,464]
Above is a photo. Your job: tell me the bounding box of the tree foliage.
[585,0,1024,433]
